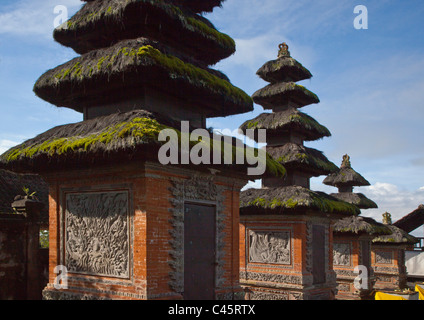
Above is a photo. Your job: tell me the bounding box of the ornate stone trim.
[168,174,226,294]
[240,271,304,285]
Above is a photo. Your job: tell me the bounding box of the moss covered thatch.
[372,225,419,245]
[240,185,360,216]
[330,192,378,210]
[0,110,285,179]
[266,143,338,176]
[252,82,320,109]
[333,215,392,235]
[33,38,252,117]
[171,0,225,13]
[239,109,331,142]
[82,0,225,14]
[256,56,312,83]
[55,0,235,65]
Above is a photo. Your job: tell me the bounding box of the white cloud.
[0,139,19,155]
[358,182,424,225]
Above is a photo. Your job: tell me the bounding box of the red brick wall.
[42,162,244,300]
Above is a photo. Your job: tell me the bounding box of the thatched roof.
[33,38,253,117]
[252,82,320,109]
[333,215,392,236]
[82,0,226,14]
[372,224,419,245]
[266,143,338,177]
[0,110,285,179]
[54,0,235,65]
[323,155,370,188]
[238,109,331,142]
[171,0,225,13]
[0,170,49,224]
[240,185,360,216]
[393,205,424,233]
[256,56,312,83]
[330,192,378,210]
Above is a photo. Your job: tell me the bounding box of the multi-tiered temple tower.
[238,43,359,300]
[0,0,287,300]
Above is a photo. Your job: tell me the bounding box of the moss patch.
[49,45,252,107]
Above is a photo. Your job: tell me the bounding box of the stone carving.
[65,191,129,278]
[183,175,218,201]
[375,251,392,264]
[249,230,291,265]
[333,243,351,266]
[240,271,303,285]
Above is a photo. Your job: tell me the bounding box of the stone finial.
[341,154,351,168]
[382,212,392,225]
[278,42,290,58]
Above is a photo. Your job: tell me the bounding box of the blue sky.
[0,0,423,235]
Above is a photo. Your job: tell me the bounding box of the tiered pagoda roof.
[239,43,358,216]
[33,0,253,122]
[323,154,378,209]
[1,0,289,178]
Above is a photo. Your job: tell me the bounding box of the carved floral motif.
[65,192,129,278]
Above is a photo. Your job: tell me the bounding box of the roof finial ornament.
[278,42,290,58]
[341,154,351,168]
[382,212,392,225]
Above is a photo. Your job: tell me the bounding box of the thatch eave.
[33,39,253,117]
[83,0,226,14]
[238,109,331,142]
[323,166,371,188]
[330,192,378,210]
[333,215,392,236]
[256,56,313,83]
[252,82,320,109]
[372,225,419,245]
[55,0,235,65]
[266,143,338,177]
[240,185,360,216]
[0,110,285,180]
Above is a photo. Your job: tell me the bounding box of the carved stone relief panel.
[248,230,291,265]
[64,191,130,278]
[375,251,393,265]
[333,242,351,266]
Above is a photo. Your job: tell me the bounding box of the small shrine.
[371,212,419,291]
[0,0,285,300]
[238,43,359,300]
[323,154,389,299]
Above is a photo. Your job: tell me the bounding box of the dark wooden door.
[184,203,216,300]
[312,225,326,285]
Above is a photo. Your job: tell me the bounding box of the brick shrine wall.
[239,215,337,300]
[42,162,245,300]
